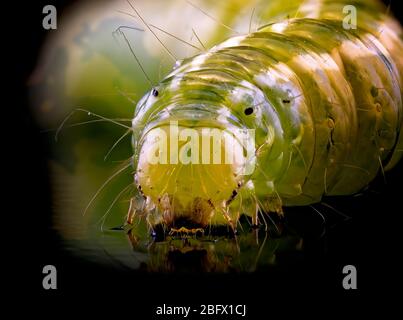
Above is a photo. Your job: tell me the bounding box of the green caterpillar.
[127,0,403,233]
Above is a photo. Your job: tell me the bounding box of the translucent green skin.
[133,0,403,208]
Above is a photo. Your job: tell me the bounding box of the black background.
[8,0,402,316]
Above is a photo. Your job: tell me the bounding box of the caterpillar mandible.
[125,0,403,235]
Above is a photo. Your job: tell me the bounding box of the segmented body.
[131,0,403,227]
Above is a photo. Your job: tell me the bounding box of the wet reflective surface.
[56,204,347,273]
[114,223,302,273]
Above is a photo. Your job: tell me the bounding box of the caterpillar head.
[132,88,256,229]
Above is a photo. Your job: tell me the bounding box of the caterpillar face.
[132,75,260,228]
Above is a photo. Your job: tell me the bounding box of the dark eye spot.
[244,107,254,115]
[282,99,291,104]
[152,88,159,97]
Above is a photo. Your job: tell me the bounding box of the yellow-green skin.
[132,0,403,225]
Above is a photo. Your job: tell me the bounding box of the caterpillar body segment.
[129,0,403,231]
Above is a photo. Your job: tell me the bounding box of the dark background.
[8,0,401,316]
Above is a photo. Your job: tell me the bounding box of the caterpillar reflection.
[126,0,403,234]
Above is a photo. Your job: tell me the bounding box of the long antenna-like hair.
[126,0,177,61]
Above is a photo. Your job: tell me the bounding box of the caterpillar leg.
[125,196,151,229]
[252,195,284,233]
[251,202,259,227]
[126,197,138,225]
[127,229,139,247]
[220,207,237,235]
